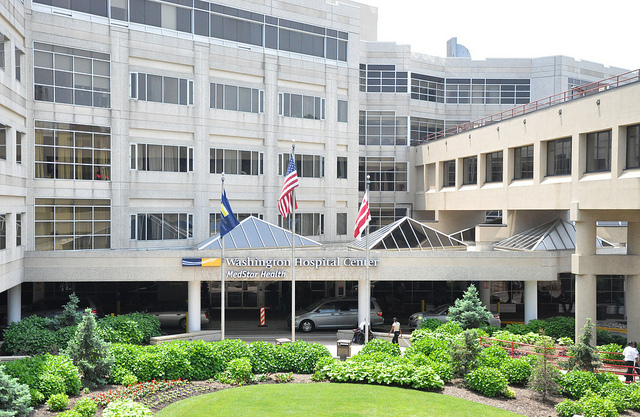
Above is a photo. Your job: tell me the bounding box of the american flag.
[354,190,371,239]
[278,154,299,218]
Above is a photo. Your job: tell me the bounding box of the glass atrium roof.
[494,219,611,251]
[197,216,322,250]
[348,217,467,251]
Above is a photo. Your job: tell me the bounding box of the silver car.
[142,301,209,330]
[293,297,384,332]
[408,304,501,329]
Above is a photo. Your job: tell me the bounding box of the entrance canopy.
[494,219,612,251]
[348,216,467,251]
[197,216,322,250]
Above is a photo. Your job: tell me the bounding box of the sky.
[358,0,639,71]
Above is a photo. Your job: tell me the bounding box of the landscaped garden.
[0,287,636,417]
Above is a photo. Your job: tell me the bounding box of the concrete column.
[626,222,640,342]
[523,280,538,324]
[187,280,201,332]
[574,217,597,341]
[478,282,491,307]
[7,284,21,324]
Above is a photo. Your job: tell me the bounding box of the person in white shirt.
[623,341,638,383]
[387,317,402,344]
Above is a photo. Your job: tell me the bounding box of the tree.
[563,318,601,372]
[63,308,114,388]
[0,366,32,417]
[452,329,482,377]
[448,284,492,329]
[54,293,82,329]
[528,331,562,400]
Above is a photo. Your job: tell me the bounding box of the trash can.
[337,339,352,360]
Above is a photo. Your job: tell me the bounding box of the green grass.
[156,383,523,417]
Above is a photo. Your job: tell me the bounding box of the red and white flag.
[354,190,371,239]
[278,154,299,218]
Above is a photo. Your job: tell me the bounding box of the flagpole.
[220,172,226,340]
[290,141,296,342]
[365,175,371,343]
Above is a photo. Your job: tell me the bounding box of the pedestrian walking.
[388,317,402,344]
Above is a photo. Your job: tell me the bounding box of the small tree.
[63,308,114,388]
[452,329,482,377]
[0,366,32,417]
[563,318,601,372]
[54,293,82,329]
[448,284,492,329]
[528,330,562,400]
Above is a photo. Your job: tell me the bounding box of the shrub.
[29,389,44,406]
[64,308,114,388]
[478,345,509,369]
[248,341,278,373]
[563,319,601,372]
[54,293,82,329]
[358,338,401,357]
[39,373,66,399]
[404,337,450,359]
[1,316,59,355]
[102,399,153,417]
[215,339,251,369]
[2,354,81,400]
[555,399,581,417]
[98,313,161,345]
[452,329,481,377]
[46,393,69,412]
[276,341,332,373]
[560,370,600,399]
[577,392,619,417]
[409,328,432,343]
[628,386,640,410]
[597,343,623,365]
[223,357,253,385]
[448,285,493,329]
[0,366,32,417]
[312,356,337,381]
[73,397,98,417]
[57,411,82,417]
[418,318,442,331]
[499,357,532,385]
[596,329,626,346]
[465,367,508,397]
[434,321,463,336]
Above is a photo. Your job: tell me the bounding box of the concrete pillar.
[7,284,21,324]
[574,217,597,341]
[478,282,491,307]
[626,222,640,342]
[523,280,538,324]
[187,280,201,332]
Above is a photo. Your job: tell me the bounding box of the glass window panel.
[74,56,92,74]
[35,50,54,67]
[147,75,162,102]
[75,73,92,90]
[148,144,163,171]
[290,94,302,118]
[93,60,109,76]
[224,85,237,110]
[55,54,73,71]
[93,76,110,91]
[163,77,178,104]
[54,71,73,87]
[224,149,238,174]
[238,87,251,112]
[35,68,54,85]
[164,145,178,172]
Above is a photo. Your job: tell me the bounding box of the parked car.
[24,295,103,319]
[291,297,384,332]
[408,304,501,329]
[141,301,209,330]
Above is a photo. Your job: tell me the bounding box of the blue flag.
[220,190,239,237]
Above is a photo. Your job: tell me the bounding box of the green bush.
[448,284,493,329]
[46,393,69,412]
[628,385,640,410]
[276,341,332,373]
[465,367,508,397]
[248,340,278,373]
[358,338,401,357]
[98,313,161,345]
[102,399,153,417]
[1,316,60,355]
[73,397,98,417]
[57,410,82,417]
[39,373,66,399]
[2,354,81,401]
[409,353,454,383]
[29,389,44,406]
[0,366,32,417]
[418,318,442,331]
[404,337,450,359]
[312,356,337,381]
[478,345,509,369]
[434,320,463,336]
[324,359,444,390]
[224,357,253,384]
[555,399,581,417]
[560,370,600,399]
[577,392,619,417]
[215,339,251,369]
[596,330,626,346]
[597,343,623,365]
[499,357,532,385]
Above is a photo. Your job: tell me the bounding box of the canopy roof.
[494,219,612,251]
[348,217,467,251]
[197,216,321,250]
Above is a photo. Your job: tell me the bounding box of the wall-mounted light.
[558,109,562,115]
[496,126,500,132]
[523,119,526,125]
[468,134,471,139]
[596,99,601,105]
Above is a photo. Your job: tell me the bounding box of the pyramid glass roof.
[348,217,467,251]
[197,216,321,250]
[494,219,611,251]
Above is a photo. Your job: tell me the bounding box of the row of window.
[130,72,194,105]
[34,0,348,62]
[440,125,640,188]
[0,213,22,249]
[358,157,408,192]
[0,124,23,164]
[0,32,24,82]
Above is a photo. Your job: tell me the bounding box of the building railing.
[415,69,640,145]
[481,337,634,381]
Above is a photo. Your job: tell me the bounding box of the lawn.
[155,383,523,417]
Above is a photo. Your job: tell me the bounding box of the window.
[627,124,640,169]
[596,275,625,306]
[513,145,534,180]
[209,213,262,236]
[337,213,347,235]
[210,82,263,113]
[485,151,503,183]
[546,137,571,176]
[446,78,530,105]
[411,73,444,103]
[443,160,455,187]
[210,148,263,175]
[131,213,193,240]
[359,64,408,93]
[359,157,407,192]
[0,32,5,70]
[35,121,111,180]
[586,130,611,173]
[0,124,5,160]
[279,153,323,178]
[131,144,193,173]
[35,198,111,251]
[0,214,5,249]
[15,131,22,164]
[278,93,325,120]
[131,72,193,105]
[14,47,22,82]
[337,156,347,179]
[410,117,444,145]
[337,100,348,123]
[33,42,110,108]
[369,203,407,231]
[278,213,324,236]
[463,156,477,185]
[359,111,408,146]
[16,213,21,246]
